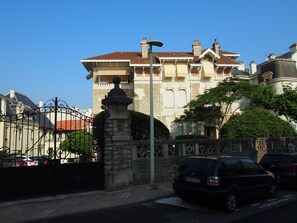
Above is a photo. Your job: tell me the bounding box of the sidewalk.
[0,181,174,223]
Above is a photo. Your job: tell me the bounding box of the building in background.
[250,43,297,93]
[0,90,52,157]
[0,90,93,162]
[249,43,297,132]
[81,38,243,137]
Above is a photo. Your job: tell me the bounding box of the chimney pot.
[9,90,15,99]
[212,39,220,54]
[192,40,201,56]
[141,37,148,59]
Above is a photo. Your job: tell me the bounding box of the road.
[25,188,297,223]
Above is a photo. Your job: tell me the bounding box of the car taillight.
[16,161,22,167]
[43,160,49,165]
[207,176,220,186]
[288,164,296,173]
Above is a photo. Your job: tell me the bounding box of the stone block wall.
[129,137,297,185]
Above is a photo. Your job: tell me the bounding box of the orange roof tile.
[82,49,240,67]
[56,120,90,131]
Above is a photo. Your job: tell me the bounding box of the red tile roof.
[81,48,241,72]
[56,120,90,131]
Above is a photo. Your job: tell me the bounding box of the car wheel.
[224,192,237,213]
[269,183,277,198]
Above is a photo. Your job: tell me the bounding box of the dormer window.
[262,71,273,84]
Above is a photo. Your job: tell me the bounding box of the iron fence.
[0,97,104,201]
[0,97,101,167]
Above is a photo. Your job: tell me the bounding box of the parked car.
[1,155,35,167]
[172,156,278,212]
[30,156,49,165]
[0,156,25,167]
[259,152,297,186]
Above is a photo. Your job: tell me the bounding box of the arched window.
[177,90,187,108]
[164,90,174,108]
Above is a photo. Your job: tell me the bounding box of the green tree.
[247,83,277,110]
[274,84,297,122]
[220,108,296,138]
[93,110,170,146]
[60,130,93,161]
[175,78,258,132]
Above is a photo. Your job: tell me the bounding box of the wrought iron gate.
[0,97,104,202]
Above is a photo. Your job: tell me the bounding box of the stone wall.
[129,137,297,185]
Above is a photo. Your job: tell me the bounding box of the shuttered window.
[164,90,174,108]
[176,63,188,77]
[164,63,176,77]
[177,90,187,108]
[202,61,214,78]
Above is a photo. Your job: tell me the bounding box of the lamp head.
[147,40,163,47]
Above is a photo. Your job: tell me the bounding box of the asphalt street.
[23,188,297,223]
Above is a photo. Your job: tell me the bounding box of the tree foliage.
[274,84,297,122]
[60,130,93,161]
[175,78,258,131]
[220,108,296,138]
[93,110,170,146]
[130,110,170,140]
[246,83,277,110]
[174,77,297,138]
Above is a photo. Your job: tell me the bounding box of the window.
[164,90,174,108]
[242,158,264,174]
[176,63,188,77]
[262,71,273,84]
[176,90,187,108]
[164,62,176,77]
[202,61,214,77]
[221,159,246,176]
[182,158,217,176]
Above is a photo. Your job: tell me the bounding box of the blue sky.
[1,0,296,109]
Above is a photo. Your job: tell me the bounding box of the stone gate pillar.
[102,76,133,191]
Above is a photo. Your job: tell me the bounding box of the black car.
[30,156,49,165]
[172,156,278,212]
[259,152,297,186]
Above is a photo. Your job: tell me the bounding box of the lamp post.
[147,39,163,186]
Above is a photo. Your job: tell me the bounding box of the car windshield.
[180,158,217,176]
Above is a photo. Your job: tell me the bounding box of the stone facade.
[102,77,133,191]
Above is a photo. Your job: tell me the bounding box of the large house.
[250,43,297,93]
[81,38,243,137]
[0,90,52,157]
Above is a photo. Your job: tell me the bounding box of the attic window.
[204,55,212,62]
[202,61,214,78]
[262,71,273,84]
[164,63,176,77]
[176,63,188,77]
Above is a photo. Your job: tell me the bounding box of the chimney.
[9,90,15,99]
[141,37,148,58]
[212,39,220,55]
[289,43,297,53]
[1,98,6,115]
[192,40,201,56]
[249,61,257,75]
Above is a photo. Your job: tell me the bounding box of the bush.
[93,110,170,145]
[220,108,297,138]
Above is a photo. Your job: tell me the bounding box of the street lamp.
[147,39,163,186]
